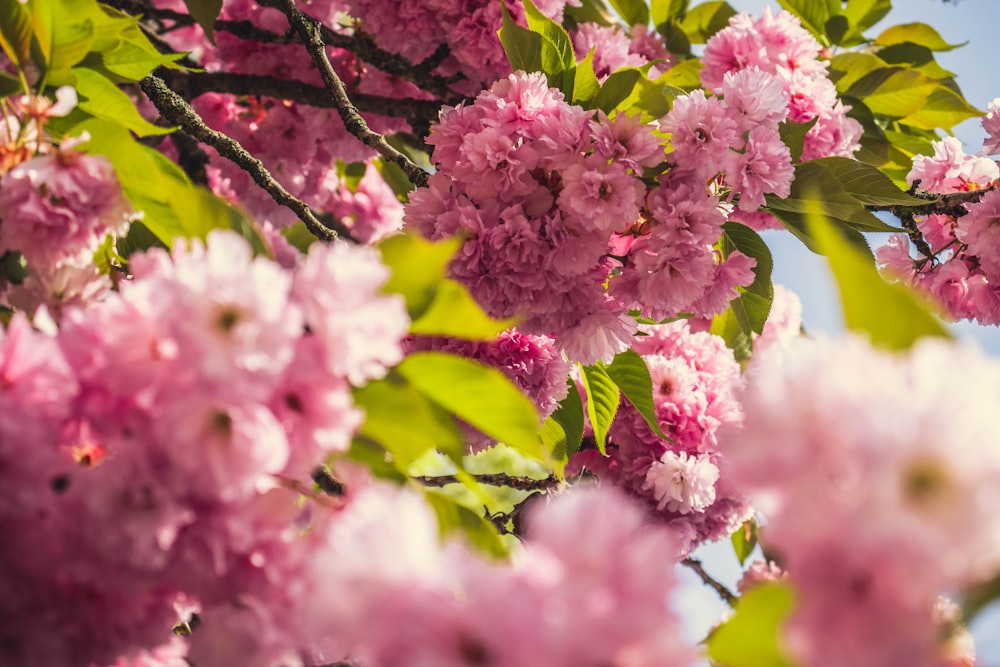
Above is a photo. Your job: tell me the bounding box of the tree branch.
[416,473,563,492]
[260,0,430,189]
[103,0,464,104]
[866,185,998,218]
[157,70,442,123]
[681,558,737,606]
[139,74,341,242]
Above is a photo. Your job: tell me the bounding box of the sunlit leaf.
[354,375,465,467]
[605,349,669,440]
[808,202,952,350]
[424,490,508,559]
[706,583,797,667]
[580,363,619,455]
[397,353,546,463]
[875,22,965,52]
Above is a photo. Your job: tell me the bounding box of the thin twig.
[140,74,340,242]
[681,558,737,606]
[262,0,430,189]
[416,473,563,492]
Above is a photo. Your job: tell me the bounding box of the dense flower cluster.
[406,71,757,363]
[300,484,694,667]
[701,7,863,164]
[569,320,750,553]
[0,231,408,666]
[152,0,407,238]
[0,140,134,314]
[725,335,1000,667]
[344,0,579,90]
[877,128,1000,324]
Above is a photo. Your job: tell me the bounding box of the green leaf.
[808,203,952,350]
[594,67,642,113]
[73,67,173,136]
[28,0,53,67]
[0,0,32,68]
[899,84,983,132]
[731,520,758,566]
[651,0,689,26]
[347,436,409,483]
[499,3,543,73]
[843,0,891,31]
[678,1,736,44]
[719,222,774,332]
[551,379,585,458]
[776,0,839,44]
[657,18,692,56]
[280,221,316,254]
[607,0,649,27]
[397,352,546,463]
[424,490,508,559]
[523,0,575,75]
[580,363,620,455]
[706,584,796,667]
[828,52,887,94]
[564,0,618,27]
[0,71,21,97]
[97,40,186,82]
[813,156,934,207]
[378,233,462,320]
[875,22,965,52]
[847,67,939,118]
[540,415,568,465]
[765,160,907,239]
[710,302,753,362]
[354,375,465,467]
[572,48,601,105]
[658,57,702,90]
[824,15,849,46]
[778,117,818,164]
[605,349,669,440]
[182,0,223,45]
[410,279,515,340]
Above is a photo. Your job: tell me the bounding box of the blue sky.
[674,1,1000,661]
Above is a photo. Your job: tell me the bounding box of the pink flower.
[643,450,720,514]
[293,240,409,385]
[0,148,133,268]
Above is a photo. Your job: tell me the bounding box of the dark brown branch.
[416,473,563,492]
[102,0,464,104]
[681,558,737,606]
[263,0,430,189]
[866,185,998,218]
[158,70,442,122]
[139,74,340,242]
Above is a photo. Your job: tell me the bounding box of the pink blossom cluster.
[151,0,408,239]
[407,328,571,450]
[406,71,756,363]
[660,67,794,213]
[0,230,409,666]
[299,484,695,667]
[0,141,134,315]
[343,0,579,90]
[724,335,1000,667]
[569,321,750,554]
[572,23,673,81]
[700,8,862,165]
[877,134,1000,324]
